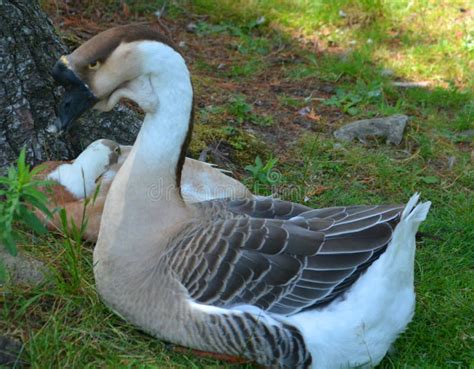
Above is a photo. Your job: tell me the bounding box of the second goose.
[38,142,252,242]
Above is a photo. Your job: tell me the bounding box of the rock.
[206,142,236,172]
[294,117,312,129]
[447,156,456,170]
[0,247,46,286]
[0,336,25,367]
[333,114,409,145]
[380,68,394,77]
[198,146,210,162]
[252,16,266,26]
[320,84,335,94]
[297,107,311,117]
[392,81,431,88]
[154,10,163,17]
[454,129,474,143]
[186,22,198,33]
[457,129,474,138]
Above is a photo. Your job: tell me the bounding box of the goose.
[51,24,431,369]
[37,142,253,242]
[39,138,121,200]
[34,139,121,240]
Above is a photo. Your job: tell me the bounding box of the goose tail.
[276,194,431,369]
[383,193,431,281]
[401,192,431,223]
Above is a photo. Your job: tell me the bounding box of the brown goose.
[51,24,431,369]
[37,143,252,242]
[34,139,121,240]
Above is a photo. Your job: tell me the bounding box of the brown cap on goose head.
[52,24,178,131]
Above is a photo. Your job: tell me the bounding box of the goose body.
[37,142,252,241]
[53,24,431,369]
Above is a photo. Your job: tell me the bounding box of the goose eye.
[115,147,121,155]
[88,61,101,70]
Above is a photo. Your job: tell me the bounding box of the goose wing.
[167,199,403,316]
[194,197,313,221]
[227,197,314,219]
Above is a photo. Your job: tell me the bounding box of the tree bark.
[0,0,141,172]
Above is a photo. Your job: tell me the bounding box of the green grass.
[4,0,473,368]
[191,0,473,88]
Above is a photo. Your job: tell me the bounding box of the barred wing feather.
[167,198,404,316]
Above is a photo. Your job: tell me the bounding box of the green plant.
[195,21,232,36]
[198,105,225,124]
[252,115,274,126]
[228,60,263,78]
[245,156,281,194]
[228,95,252,123]
[278,94,307,109]
[0,149,52,281]
[223,125,238,136]
[194,17,265,37]
[323,80,384,115]
[55,184,100,291]
[227,95,274,126]
[236,36,270,55]
[324,88,363,115]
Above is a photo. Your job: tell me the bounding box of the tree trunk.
[0,0,141,172]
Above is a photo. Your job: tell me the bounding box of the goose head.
[74,138,122,175]
[52,24,186,131]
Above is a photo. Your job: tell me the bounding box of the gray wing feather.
[167,198,403,316]
[194,197,313,220]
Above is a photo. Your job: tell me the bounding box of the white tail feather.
[406,200,431,223]
[401,192,420,219]
[401,193,431,222]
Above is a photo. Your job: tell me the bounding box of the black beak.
[52,59,98,131]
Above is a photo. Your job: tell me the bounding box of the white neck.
[98,42,193,246]
[132,76,192,189]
